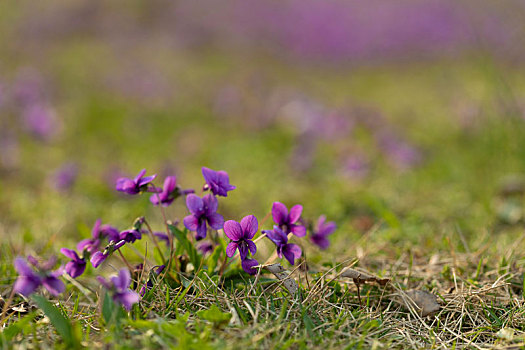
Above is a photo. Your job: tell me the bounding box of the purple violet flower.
[241,258,259,275]
[202,167,236,197]
[272,202,306,237]
[116,169,156,195]
[97,269,140,311]
[119,229,142,243]
[224,215,258,260]
[183,194,224,240]
[91,251,108,268]
[60,248,87,278]
[150,176,194,206]
[309,215,337,250]
[263,226,302,265]
[13,256,65,297]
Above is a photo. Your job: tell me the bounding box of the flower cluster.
[12,165,337,312]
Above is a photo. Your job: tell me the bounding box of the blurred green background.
[2,0,525,263]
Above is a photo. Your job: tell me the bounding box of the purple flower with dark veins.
[119,229,142,243]
[202,167,236,197]
[116,169,156,195]
[241,258,259,275]
[183,194,224,240]
[97,269,140,311]
[13,256,65,297]
[263,226,302,265]
[272,202,306,237]
[310,215,337,250]
[60,248,87,278]
[224,215,258,260]
[150,175,194,206]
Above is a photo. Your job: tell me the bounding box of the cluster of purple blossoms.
[182,167,233,240]
[13,256,64,297]
[262,203,337,266]
[89,217,149,269]
[261,202,306,266]
[181,168,338,274]
[60,219,126,276]
[97,269,140,311]
[12,163,338,316]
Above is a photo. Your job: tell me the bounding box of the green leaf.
[0,312,37,344]
[31,295,80,348]
[196,305,231,327]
